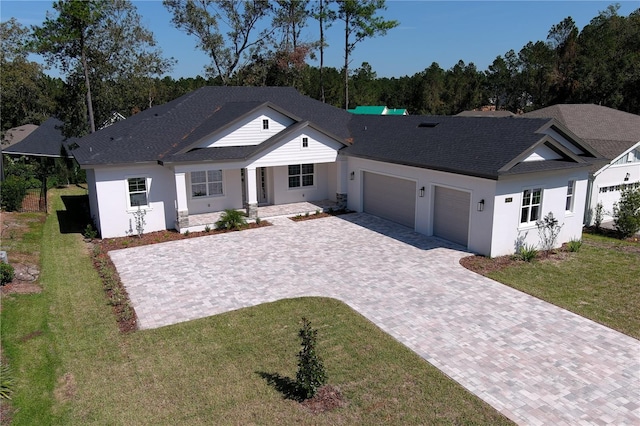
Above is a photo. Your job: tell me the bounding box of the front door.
[256,167,269,205]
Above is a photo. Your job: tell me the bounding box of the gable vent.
[418,122,439,128]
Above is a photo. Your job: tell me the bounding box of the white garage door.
[363,172,416,228]
[433,186,470,247]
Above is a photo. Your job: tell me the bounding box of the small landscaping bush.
[215,209,247,230]
[536,211,563,256]
[515,244,538,262]
[0,262,15,285]
[613,187,640,238]
[84,224,98,240]
[296,317,327,400]
[0,361,14,400]
[204,224,211,233]
[567,238,582,252]
[0,175,28,211]
[593,202,604,231]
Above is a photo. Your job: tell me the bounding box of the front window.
[127,177,148,208]
[191,170,223,198]
[520,188,542,224]
[288,164,314,188]
[566,180,575,211]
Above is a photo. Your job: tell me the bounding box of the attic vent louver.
[418,122,439,128]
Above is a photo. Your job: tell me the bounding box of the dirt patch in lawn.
[300,385,347,413]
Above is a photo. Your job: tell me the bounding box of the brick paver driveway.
[110,213,640,425]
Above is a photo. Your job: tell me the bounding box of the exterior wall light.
[350,171,355,180]
[419,186,425,197]
[625,173,630,181]
[477,199,485,212]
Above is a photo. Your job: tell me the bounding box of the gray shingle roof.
[342,115,593,180]
[72,86,353,165]
[2,118,76,158]
[72,87,600,180]
[524,104,640,160]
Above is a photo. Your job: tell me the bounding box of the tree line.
[1,1,638,141]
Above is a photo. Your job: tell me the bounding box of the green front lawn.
[1,187,513,425]
[485,233,640,339]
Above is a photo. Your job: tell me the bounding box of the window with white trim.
[565,180,575,212]
[520,188,542,224]
[191,170,223,198]
[262,119,269,130]
[288,164,314,188]
[127,177,148,208]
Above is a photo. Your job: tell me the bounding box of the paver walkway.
[110,213,640,425]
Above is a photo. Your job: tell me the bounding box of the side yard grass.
[477,234,640,340]
[1,187,513,425]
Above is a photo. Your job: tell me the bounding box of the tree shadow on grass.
[256,371,302,401]
[57,194,91,234]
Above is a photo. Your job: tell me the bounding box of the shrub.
[84,224,98,240]
[296,317,327,400]
[567,238,582,252]
[0,175,27,211]
[536,212,563,256]
[183,230,190,236]
[593,202,604,231]
[0,262,15,285]
[613,187,640,238]
[132,206,146,238]
[516,244,538,262]
[255,217,261,225]
[204,224,211,233]
[215,209,247,230]
[0,361,13,400]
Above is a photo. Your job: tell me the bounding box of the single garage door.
[363,172,416,228]
[433,186,470,246]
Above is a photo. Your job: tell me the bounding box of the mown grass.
[486,233,640,339]
[2,187,513,425]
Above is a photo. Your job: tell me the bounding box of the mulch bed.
[289,209,351,222]
[300,385,347,413]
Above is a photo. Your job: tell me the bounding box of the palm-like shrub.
[215,209,247,230]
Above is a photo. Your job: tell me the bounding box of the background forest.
[1,1,639,141]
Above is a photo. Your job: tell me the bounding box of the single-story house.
[348,105,409,115]
[525,104,640,225]
[72,87,602,257]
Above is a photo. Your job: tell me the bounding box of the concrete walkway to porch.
[187,200,339,228]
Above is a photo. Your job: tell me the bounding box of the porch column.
[175,172,189,230]
[336,156,348,210]
[245,166,258,218]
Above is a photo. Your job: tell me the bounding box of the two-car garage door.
[363,171,470,247]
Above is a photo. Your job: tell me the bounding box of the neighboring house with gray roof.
[73,86,601,257]
[2,118,76,159]
[525,104,640,225]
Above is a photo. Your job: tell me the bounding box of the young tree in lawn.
[164,0,276,85]
[336,0,398,109]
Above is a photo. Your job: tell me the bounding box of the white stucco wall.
[345,157,497,256]
[182,168,244,215]
[270,163,331,204]
[493,169,588,257]
[90,164,177,238]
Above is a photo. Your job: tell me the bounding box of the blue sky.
[2,0,638,79]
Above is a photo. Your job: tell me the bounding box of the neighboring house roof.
[348,105,408,115]
[73,86,353,166]
[2,124,39,149]
[2,118,76,158]
[343,115,597,180]
[457,110,515,117]
[524,104,640,160]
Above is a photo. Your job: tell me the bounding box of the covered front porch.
[181,199,340,232]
